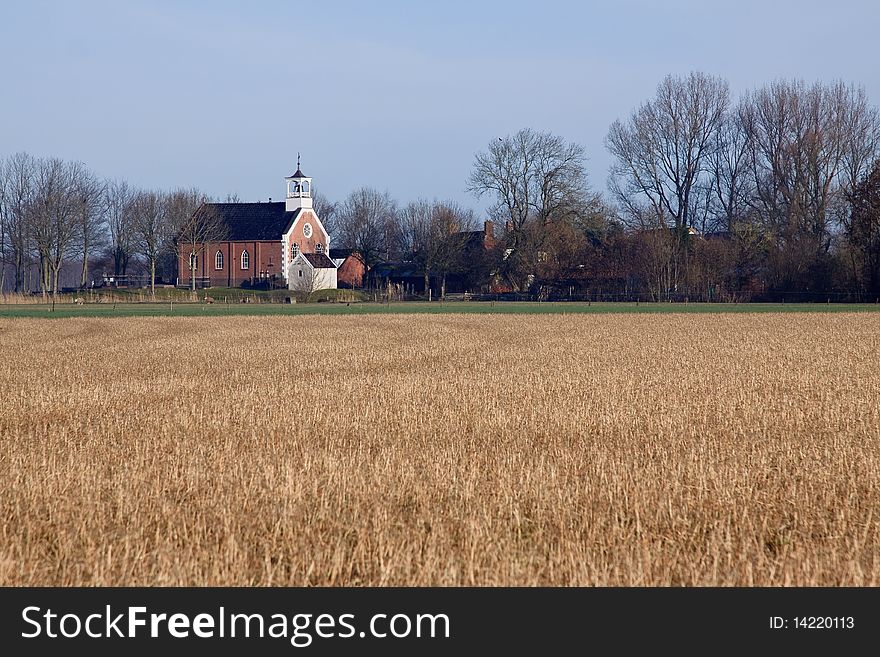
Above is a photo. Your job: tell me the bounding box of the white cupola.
[284,153,313,211]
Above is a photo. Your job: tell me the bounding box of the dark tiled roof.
[302,253,336,269]
[329,248,362,260]
[196,203,299,241]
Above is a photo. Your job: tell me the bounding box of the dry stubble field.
[1,312,879,586]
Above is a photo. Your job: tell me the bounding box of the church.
[178,160,337,290]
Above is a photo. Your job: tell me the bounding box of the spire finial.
[297,152,300,170]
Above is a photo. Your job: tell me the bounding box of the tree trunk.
[14,251,24,293]
[190,245,198,291]
[441,274,446,300]
[80,237,89,289]
[150,258,156,298]
[113,247,129,277]
[41,257,50,299]
[424,270,429,299]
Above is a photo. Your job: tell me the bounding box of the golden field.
[1,312,878,586]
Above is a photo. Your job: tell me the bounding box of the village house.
[329,248,366,288]
[177,160,337,290]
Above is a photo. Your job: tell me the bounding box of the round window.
[303,223,313,238]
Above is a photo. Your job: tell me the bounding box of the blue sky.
[1,0,877,210]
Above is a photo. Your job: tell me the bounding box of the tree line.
[3,72,880,300]
[0,152,226,296]
[289,74,880,301]
[465,74,880,300]
[603,73,880,300]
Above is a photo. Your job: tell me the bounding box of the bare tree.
[335,188,398,275]
[399,199,433,292]
[167,188,223,290]
[606,72,729,296]
[105,179,135,278]
[131,190,169,297]
[0,153,37,293]
[468,129,594,291]
[74,168,107,289]
[399,199,476,298]
[468,128,590,246]
[28,158,89,296]
[706,103,754,234]
[312,191,338,240]
[737,80,880,291]
[430,202,476,299]
[744,81,839,247]
[0,160,7,292]
[839,85,880,197]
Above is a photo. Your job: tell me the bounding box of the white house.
[289,252,338,292]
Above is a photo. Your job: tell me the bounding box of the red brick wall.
[178,240,282,287]
[337,254,366,288]
[483,220,495,250]
[286,210,328,259]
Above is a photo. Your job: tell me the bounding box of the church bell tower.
[284,154,313,212]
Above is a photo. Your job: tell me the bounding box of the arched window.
[315,243,324,254]
[291,242,300,258]
[189,252,197,270]
[241,250,250,270]
[215,250,224,270]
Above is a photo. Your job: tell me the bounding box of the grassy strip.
[1,301,879,319]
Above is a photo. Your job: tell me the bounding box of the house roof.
[196,203,300,241]
[329,248,364,262]
[302,253,336,269]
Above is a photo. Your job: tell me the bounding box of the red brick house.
[330,249,366,288]
[177,162,334,289]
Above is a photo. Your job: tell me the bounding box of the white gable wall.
[288,254,337,292]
